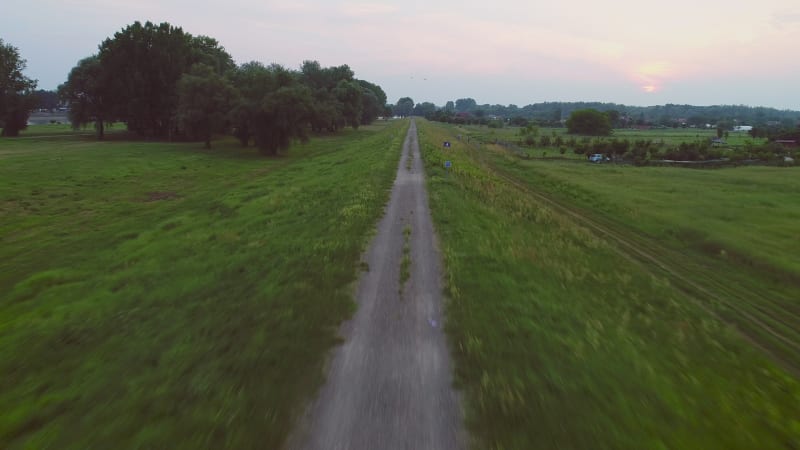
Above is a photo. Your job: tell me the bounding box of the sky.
[2,0,799,109]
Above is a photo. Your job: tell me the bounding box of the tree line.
[398,97,800,130]
[59,21,390,153]
[1,22,390,153]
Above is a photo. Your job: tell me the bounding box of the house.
[775,139,797,147]
[733,125,753,132]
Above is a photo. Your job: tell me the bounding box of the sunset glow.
[1,0,799,107]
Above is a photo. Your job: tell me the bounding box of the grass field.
[461,124,764,145]
[0,120,406,448]
[416,119,800,449]
[452,124,768,160]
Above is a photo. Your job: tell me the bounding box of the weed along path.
[288,119,465,450]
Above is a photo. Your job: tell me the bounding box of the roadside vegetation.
[0,120,407,448]
[416,118,800,449]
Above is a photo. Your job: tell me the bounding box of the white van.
[589,154,604,163]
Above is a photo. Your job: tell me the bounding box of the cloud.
[771,10,800,27]
[339,2,398,17]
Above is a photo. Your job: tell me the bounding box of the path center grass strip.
[416,119,800,450]
[0,120,407,449]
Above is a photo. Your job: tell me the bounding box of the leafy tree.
[566,109,612,136]
[97,21,233,137]
[256,83,313,155]
[394,97,414,117]
[334,79,363,129]
[413,102,437,118]
[455,98,476,113]
[300,60,358,132]
[0,39,37,137]
[230,62,312,155]
[360,89,380,125]
[59,55,113,138]
[357,79,386,125]
[190,35,236,75]
[444,101,455,112]
[176,64,238,148]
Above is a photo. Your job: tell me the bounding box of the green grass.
[492,157,800,275]
[399,225,411,293]
[1,123,134,141]
[416,119,800,449]
[0,120,407,448]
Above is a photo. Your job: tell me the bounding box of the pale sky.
[3,0,799,109]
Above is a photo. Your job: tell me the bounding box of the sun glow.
[630,61,672,94]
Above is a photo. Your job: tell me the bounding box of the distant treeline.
[53,21,390,153]
[403,98,800,129]
[506,132,795,165]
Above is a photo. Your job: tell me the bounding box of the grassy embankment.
[0,120,407,448]
[416,119,800,449]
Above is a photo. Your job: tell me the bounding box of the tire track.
[467,139,800,377]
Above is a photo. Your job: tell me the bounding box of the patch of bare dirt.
[144,191,179,202]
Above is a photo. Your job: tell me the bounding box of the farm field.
[0,120,406,448]
[453,124,767,160]
[416,119,800,449]
[461,124,764,145]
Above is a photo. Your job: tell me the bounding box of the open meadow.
[416,119,800,449]
[0,121,406,448]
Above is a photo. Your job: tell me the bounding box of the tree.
[230,62,312,155]
[0,39,37,137]
[59,56,113,138]
[176,64,238,148]
[357,79,386,125]
[394,97,414,117]
[566,109,612,136]
[444,101,455,112]
[300,60,359,132]
[455,98,476,113]
[334,79,363,129]
[413,102,437,118]
[256,83,313,155]
[97,21,233,137]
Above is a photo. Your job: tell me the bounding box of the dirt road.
[287,120,465,450]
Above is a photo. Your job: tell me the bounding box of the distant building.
[733,125,753,132]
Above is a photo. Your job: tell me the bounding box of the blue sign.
[444,160,452,169]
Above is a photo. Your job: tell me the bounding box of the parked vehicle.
[589,153,604,163]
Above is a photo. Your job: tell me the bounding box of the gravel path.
[287,119,465,450]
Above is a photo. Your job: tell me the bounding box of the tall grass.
[0,121,407,448]
[416,119,800,449]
